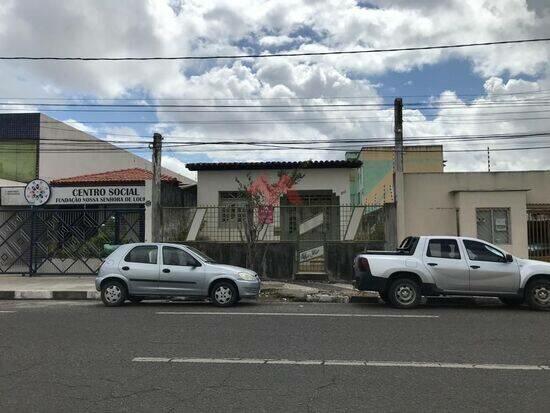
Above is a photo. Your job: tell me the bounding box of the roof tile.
[50,168,179,185]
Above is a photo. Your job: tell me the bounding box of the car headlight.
[238,272,256,281]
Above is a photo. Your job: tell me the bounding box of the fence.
[161,204,393,279]
[0,207,144,275]
[528,206,550,262]
[161,205,388,243]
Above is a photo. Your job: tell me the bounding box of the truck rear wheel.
[388,278,421,309]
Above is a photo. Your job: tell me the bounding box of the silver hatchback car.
[95,243,261,307]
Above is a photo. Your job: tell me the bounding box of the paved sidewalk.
[0,276,379,303]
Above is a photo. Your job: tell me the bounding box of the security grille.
[0,207,144,275]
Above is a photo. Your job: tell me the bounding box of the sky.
[1,0,550,179]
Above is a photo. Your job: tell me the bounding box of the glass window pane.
[427,239,461,259]
[464,240,504,262]
[493,209,510,244]
[162,246,194,266]
[476,210,492,242]
[125,246,157,264]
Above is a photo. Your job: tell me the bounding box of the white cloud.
[0,0,549,173]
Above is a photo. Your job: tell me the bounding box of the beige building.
[397,171,550,259]
[347,145,444,204]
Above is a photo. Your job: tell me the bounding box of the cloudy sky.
[1,0,550,178]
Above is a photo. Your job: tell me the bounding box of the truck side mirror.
[505,254,513,263]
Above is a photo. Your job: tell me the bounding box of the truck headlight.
[238,272,256,281]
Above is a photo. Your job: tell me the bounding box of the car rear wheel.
[101,280,127,307]
[388,278,421,309]
[211,281,238,307]
[499,297,523,307]
[526,279,550,311]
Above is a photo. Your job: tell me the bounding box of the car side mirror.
[505,254,513,263]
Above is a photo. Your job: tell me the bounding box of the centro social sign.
[50,186,146,205]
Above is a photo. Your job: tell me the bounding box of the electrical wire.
[1,37,549,61]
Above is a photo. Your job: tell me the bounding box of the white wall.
[38,115,194,185]
[196,168,354,206]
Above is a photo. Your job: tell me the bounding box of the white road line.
[132,357,550,371]
[156,311,438,319]
[0,310,16,313]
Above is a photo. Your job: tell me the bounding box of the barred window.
[219,191,247,228]
[476,208,511,244]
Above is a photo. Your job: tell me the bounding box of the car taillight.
[357,257,370,272]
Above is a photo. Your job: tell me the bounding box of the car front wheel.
[210,281,238,307]
[101,280,127,307]
[388,278,421,309]
[526,279,550,311]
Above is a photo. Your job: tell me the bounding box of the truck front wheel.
[526,279,550,311]
[388,278,421,309]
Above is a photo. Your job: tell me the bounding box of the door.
[159,246,204,295]
[462,240,519,293]
[423,238,469,291]
[119,245,159,294]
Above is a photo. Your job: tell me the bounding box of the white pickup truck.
[353,236,550,310]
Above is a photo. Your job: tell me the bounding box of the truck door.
[423,238,470,291]
[462,240,519,293]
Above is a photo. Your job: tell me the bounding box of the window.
[463,240,505,263]
[125,246,157,264]
[219,191,247,228]
[162,247,198,266]
[477,208,510,244]
[427,239,461,259]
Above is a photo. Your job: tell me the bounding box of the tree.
[235,170,304,272]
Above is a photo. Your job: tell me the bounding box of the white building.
[0,112,194,185]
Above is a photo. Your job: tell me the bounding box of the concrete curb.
[0,291,100,300]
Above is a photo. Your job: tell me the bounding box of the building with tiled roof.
[50,168,180,186]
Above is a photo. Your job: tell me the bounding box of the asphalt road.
[0,299,549,412]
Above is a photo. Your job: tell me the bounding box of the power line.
[3,89,550,102]
[1,38,549,61]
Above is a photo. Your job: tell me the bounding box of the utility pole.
[393,97,405,248]
[394,97,403,172]
[487,146,491,172]
[151,133,163,242]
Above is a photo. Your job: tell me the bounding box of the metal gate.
[528,206,550,262]
[0,207,144,275]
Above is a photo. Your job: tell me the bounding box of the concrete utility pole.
[393,97,405,246]
[151,133,163,242]
[394,97,404,172]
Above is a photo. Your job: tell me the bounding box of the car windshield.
[185,246,216,263]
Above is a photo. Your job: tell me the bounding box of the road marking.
[156,311,438,319]
[132,357,550,371]
[0,310,16,313]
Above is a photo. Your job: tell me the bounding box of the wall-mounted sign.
[49,186,146,205]
[25,179,51,206]
[299,245,324,263]
[1,185,146,206]
[0,186,27,206]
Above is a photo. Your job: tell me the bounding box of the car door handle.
[427,262,438,266]
[162,268,170,273]
[470,265,480,269]
[122,266,129,271]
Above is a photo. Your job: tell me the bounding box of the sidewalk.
[0,276,379,303]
